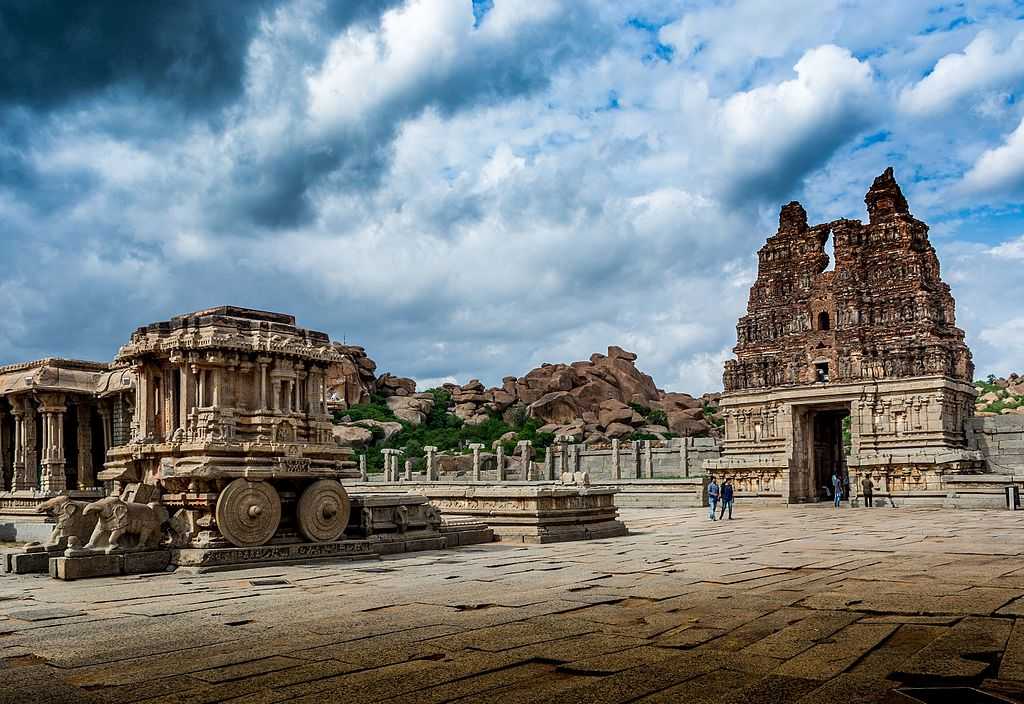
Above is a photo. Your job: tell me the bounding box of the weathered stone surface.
[708,169,982,504]
[331,424,375,448]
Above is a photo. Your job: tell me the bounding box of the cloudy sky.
[2,1,1023,393]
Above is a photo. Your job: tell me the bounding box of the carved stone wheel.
[215,479,282,547]
[296,480,351,543]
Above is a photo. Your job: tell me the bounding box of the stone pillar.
[0,407,7,491]
[518,440,532,480]
[134,365,150,440]
[679,438,690,478]
[404,459,413,482]
[212,367,222,407]
[631,441,641,479]
[495,445,505,482]
[424,446,438,482]
[12,405,28,491]
[271,379,281,412]
[98,403,113,453]
[359,453,368,482]
[568,443,579,475]
[643,441,654,479]
[559,439,569,477]
[544,446,555,480]
[40,397,67,495]
[258,359,269,411]
[381,450,392,482]
[197,369,206,409]
[321,373,329,416]
[469,443,484,481]
[611,438,621,480]
[77,403,95,488]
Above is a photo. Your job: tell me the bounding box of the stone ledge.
[50,550,170,581]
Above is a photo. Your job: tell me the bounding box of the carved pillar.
[258,359,269,411]
[679,438,690,478]
[134,365,150,440]
[518,440,532,480]
[544,446,555,480]
[0,407,7,491]
[39,396,67,494]
[424,446,438,482]
[631,441,641,479]
[611,438,621,480]
[306,370,317,415]
[644,441,654,479]
[358,454,368,482]
[495,445,505,482]
[212,367,222,407]
[559,439,569,477]
[271,379,281,412]
[25,401,38,489]
[77,403,94,488]
[404,459,412,482]
[321,372,329,417]
[469,443,484,481]
[568,443,579,475]
[12,405,27,491]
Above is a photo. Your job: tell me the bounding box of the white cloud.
[900,30,1024,116]
[987,234,1024,260]
[960,117,1024,197]
[718,45,876,198]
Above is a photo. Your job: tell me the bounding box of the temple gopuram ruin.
[706,168,983,504]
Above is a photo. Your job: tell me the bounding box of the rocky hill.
[326,346,724,472]
[440,346,720,443]
[975,374,1024,416]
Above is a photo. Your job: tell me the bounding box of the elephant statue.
[30,496,99,551]
[84,497,169,552]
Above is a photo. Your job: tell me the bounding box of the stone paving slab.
[3,506,1024,702]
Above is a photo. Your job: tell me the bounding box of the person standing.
[719,479,735,520]
[860,474,874,507]
[707,476,720,521]
[832,471,843,508]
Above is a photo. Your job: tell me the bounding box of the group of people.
[826,469,875,507]
[706,477,734,520]
[707,469,877,519]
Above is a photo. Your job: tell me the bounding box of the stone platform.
[351,483,628,544]
[5,506,1024,702]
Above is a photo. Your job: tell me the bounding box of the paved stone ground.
[3,506,1024,703]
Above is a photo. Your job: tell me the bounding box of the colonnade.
[0,393,118,494]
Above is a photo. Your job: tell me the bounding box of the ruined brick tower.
[706,168,982,505]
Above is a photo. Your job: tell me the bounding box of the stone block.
[50,554,122,580]
[3,550,52,574]
[123,550,171,575]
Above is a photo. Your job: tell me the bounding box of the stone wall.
[967,416,1024,475]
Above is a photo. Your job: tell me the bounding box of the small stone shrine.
[706,169,982,504]
[0,359,134,541]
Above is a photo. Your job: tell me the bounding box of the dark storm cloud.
[213,2,613,231]
[0,0,283,113]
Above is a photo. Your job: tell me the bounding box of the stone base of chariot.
[356,484,629,545]
[171,539,377,573]
[50,550,171,581]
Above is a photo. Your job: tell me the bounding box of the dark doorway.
[818,311,831,330]
[812,409,848,500]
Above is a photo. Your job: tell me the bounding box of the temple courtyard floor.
[3,505,1024,703]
